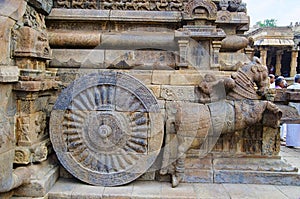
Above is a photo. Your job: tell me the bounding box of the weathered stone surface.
[219,52,251,71]
[215,170,300,185]
[49,32,101,48]
[221,35,249,52]
[0,66,19,82]
[147,85,161,99]
[13,26,51,60]
[194,183,229,199]
[161,85,196,101]
[223,184,288,199]
[170,71,203,85]
[0,0,26,20]
[214,157,297,172]
[104,50,176,70]
[0,17,15,66]
[27,0,53,15]
[152,70,172,85]
[127,70,152,85]
[13,80,59,91]
[13,155,59,197]
[226,57,270,100]
[161,182,197,199]
[50,49,105,68]
[50,71,163,186]
[262,127,281,156]
[14,139,50,164]
[184,169,213,183]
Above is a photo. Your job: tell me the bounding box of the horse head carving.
[225,57,269,100]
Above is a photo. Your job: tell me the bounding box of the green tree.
[256,19,277,27]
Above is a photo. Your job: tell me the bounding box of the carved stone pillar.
[275,50,283,76]
[211,41,222,69]
[177,40,189,68]
[260,48,267,66]
[290,50,299,77]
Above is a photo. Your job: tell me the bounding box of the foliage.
[256,19,277,27]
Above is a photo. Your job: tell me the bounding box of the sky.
[243,0,300,27]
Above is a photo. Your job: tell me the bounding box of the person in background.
[269,74,275,88]
[287,74,300,89]
[283,74,300,148]
[274,76,286,89]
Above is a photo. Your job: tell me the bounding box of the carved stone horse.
[160,57,282,187]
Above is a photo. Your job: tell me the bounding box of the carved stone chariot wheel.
[50,71,163,186]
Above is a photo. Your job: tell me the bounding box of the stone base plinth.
[214,170,300,185]
[13,154,59,197]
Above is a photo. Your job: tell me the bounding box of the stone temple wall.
[0,0,299,197]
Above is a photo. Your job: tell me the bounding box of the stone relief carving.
[72,0,97,9]
[162,99,281,187]
[227,0,246,12]
[49,58,282,188]
[16,112,47,146]
[53,0,187,11]
[12,5,51,61]
[50,71,163,186]
[225,57,269,100]
[184,0,218,20]
[161,58,282,187]
[52,0,247,13]
[56,0,71,8]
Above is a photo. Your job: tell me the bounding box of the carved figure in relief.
[156,0,169,11]
[228,0,247,12]
[86,0,98,9]
[125,0,138,10]
[103,0,114,9]
[72,0,85,8]
[115,0,126,10]
[161,58,282,187]
[198,74,223,103]
[136,0,151,10]
[225,57,269,100]
[56,0,71,8]
[169,0,184,11]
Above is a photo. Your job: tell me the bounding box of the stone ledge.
[110,10,182,22]
[0,66,19,83]
[13,80,60,91]
[214,170,300,186]
[47,9,182,22]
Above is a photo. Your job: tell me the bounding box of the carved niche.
[50,71,163,186]
[184,0,217,20]
[12,5,51,66]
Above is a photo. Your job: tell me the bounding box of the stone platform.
[48,178,300,199]
[44,146,300,199]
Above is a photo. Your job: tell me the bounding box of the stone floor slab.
[132,181,162,199]
[161,182,197,199]
[246,184,289,199]
[223,184,289,199]
[48,178,82,199]
[276,185,300,199]
[223,184,257,199]
[102,183,133,199]
[71,184,105,199]
[193,183,230,199]
[48,178,300,199]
